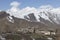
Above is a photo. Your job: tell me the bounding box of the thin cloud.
[10,1,20,7]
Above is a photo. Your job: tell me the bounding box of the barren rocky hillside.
[0,11,60,33]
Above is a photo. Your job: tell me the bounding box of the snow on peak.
[7,16,14,23]
[6,1,60,24]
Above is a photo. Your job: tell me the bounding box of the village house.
[35,30,56,35]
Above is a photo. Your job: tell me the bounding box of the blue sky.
[0,0,60,10]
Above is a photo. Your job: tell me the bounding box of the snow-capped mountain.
[23,10,60,25]
[0,11,51,33]
[0,11,60,33]
[7,5,60,25]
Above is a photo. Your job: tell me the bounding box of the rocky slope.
[0,11,60,33]
[0,11,52,33]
